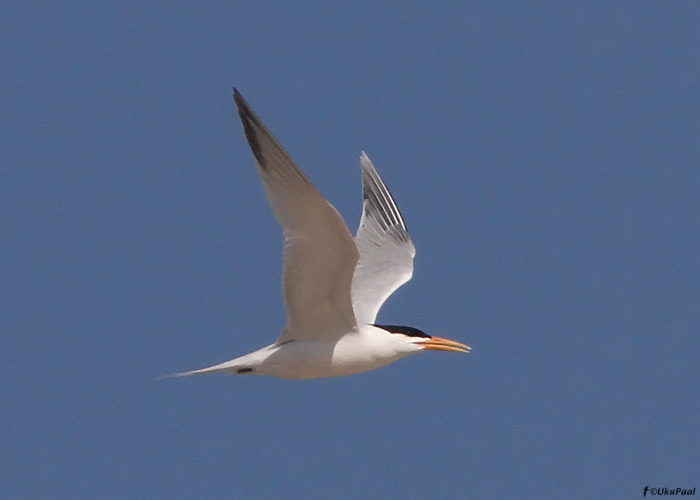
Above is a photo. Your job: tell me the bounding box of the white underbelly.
[257,332,419,379]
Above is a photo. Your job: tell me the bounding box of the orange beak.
[420,336,471,353]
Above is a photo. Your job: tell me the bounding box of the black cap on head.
[374,324,430,339]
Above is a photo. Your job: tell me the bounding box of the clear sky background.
[3,2,699,499]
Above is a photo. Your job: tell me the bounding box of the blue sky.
[3,2,699,498]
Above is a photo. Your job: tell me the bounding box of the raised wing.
[234,89,359,341]
[351,153,416,324]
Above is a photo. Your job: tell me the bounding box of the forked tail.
[161,358,254,379]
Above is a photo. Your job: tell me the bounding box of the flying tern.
[175,89,470,379]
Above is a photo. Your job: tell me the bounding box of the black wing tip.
[233,87,244,106]
[359,156,410,235]
[232,88,268,169]
[232,87,252,119]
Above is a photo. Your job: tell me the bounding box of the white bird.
[174,89,470,380]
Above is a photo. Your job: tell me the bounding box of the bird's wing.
[234,89,359,341]
[351,153,416,324]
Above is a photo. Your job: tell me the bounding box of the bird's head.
[374,324,471,353]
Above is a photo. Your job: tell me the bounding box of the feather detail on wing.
[352,153,416,324]
[234,90,359,340]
